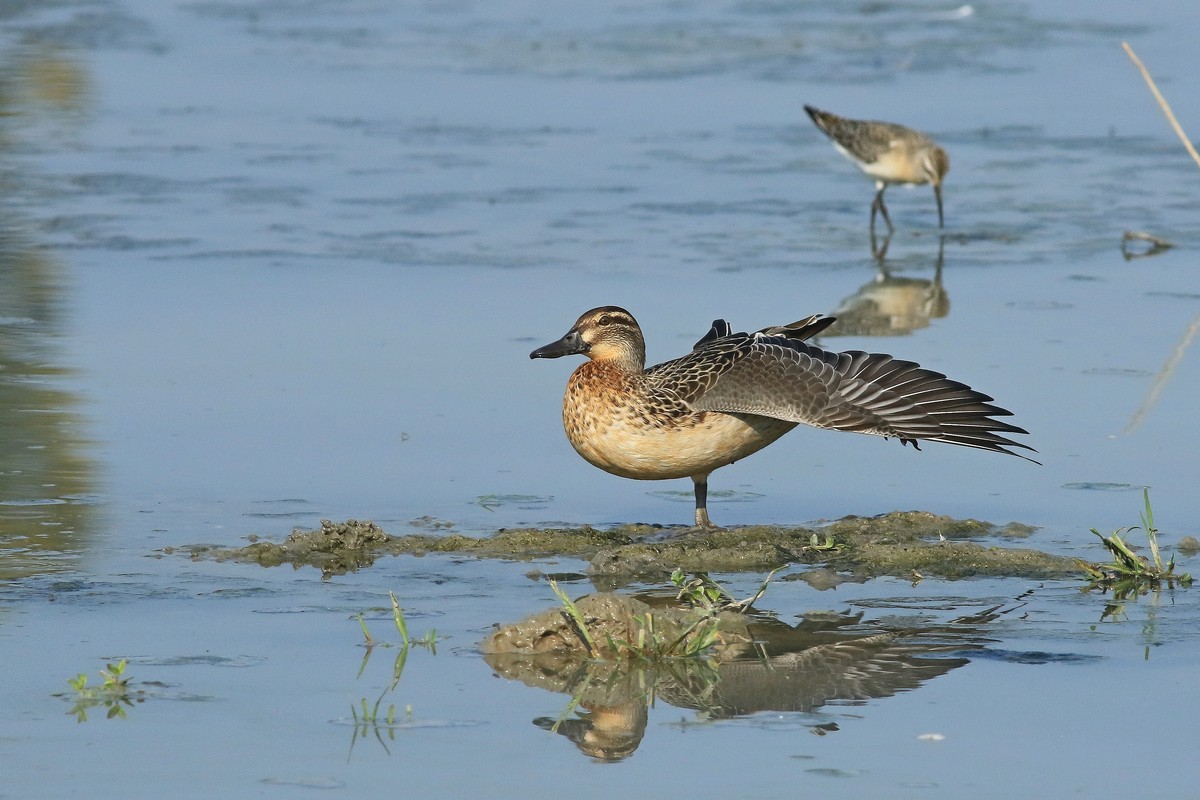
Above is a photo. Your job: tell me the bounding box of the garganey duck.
[531,306,1035,528]
[804,105,949,231]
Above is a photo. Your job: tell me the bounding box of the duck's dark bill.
[530,331,587,359]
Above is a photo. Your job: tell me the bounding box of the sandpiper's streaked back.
[531,306,1034,528]
[805,105,949,231]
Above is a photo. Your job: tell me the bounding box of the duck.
[531,306,1035,528]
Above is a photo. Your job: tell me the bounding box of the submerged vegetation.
[1080,490,1192,600]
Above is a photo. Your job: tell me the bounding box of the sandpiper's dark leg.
[871,182,894,233]
[692,474,715,529]
[870,228,892,263]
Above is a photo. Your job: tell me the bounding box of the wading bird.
[805,105,949,232]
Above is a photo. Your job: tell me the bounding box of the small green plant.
[549,579,596,655]
[613,570,787,661]
[348,592,438,757]
[390,592,410,646]
[548,575,720,661]
[353,592,437,683]
[548,569,785,663]
[59,659,144,721]
[604,610,722,662]
[671,566,783,613]
[671,569,731,611]
[355,592,437,653]
[807,532,838,551]
[1080,489,1192,599]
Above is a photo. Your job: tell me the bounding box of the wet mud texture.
[187,511,1076,580]
[482,591,755,660]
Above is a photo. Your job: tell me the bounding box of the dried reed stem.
[1122,41,1200,170]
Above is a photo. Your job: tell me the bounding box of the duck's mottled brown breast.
[562,360,796,481]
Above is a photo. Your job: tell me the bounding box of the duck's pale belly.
[562,396,796,481]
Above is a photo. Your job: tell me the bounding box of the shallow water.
[3,1,1200,797]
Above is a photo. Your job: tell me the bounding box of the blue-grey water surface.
[3,1,1200,797]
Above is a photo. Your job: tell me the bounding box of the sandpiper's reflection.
[824,234,947,338]
[484,593,999,762]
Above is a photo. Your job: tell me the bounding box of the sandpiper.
[805,105,949,231]
[531,306,1034,528]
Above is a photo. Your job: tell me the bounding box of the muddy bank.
[184,511,1077,580]
[481,591,756,660]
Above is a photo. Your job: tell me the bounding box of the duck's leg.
[692,473,716,529]
[870,181,894,233]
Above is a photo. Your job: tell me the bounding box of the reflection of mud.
[191,510,1076,580]
[484,595,987,761]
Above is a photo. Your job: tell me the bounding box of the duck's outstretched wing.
[654,321,1036,461]
[690,314,835,350]
[651,315,837,407]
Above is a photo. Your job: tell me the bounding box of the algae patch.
[186,519,637,578]
[186,510,1076,581]
[817,511,1074,579]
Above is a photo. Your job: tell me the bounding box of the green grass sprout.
[549,579,596,655]
[1080,489,1192,599]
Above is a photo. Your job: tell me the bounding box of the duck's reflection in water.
[484,593,1007,762]
[533,698,648,762]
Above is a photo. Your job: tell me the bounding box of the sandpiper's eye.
[597,314,611,326]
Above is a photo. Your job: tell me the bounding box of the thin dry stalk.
[1122,41,1200,170]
